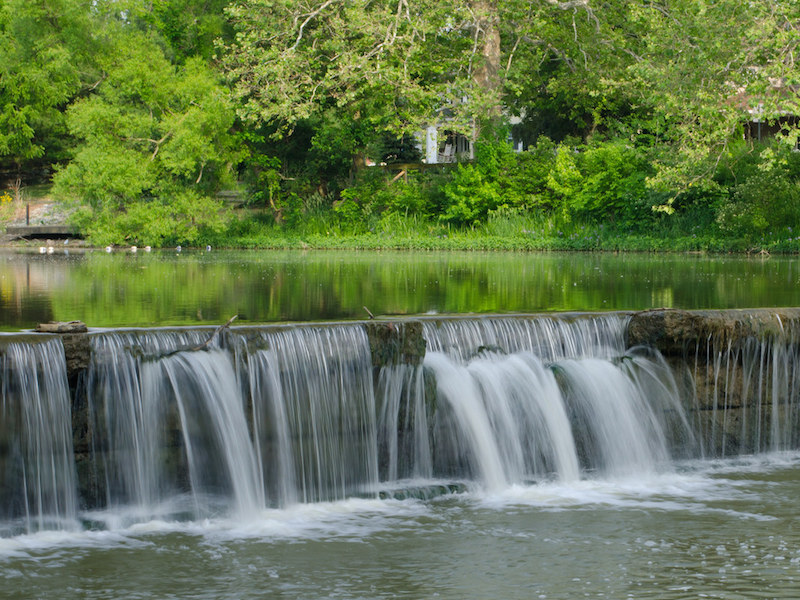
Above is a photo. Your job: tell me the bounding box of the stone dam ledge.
[21,309,800,382]
[626,308,800,355]
[15,308,800,379]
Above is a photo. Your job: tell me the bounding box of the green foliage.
[223,0,477,136]
[546,144,583,221]
[442,163,502,225]
[441,134,529,225]
[132,0,233,63]
[0,0,98,169]
[53,26,242,216]
[714,140,800,240]
[503,137,558,210]
[369,134,422,164]
[575,141,651,226]
[54,141,153,208]
[334,166,446,226]
[718,174,800,238]
[74,191,230,247]
[3,0,800,254]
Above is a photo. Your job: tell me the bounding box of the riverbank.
[2,200,797,254]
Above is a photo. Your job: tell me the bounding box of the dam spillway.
[2,309,800,536]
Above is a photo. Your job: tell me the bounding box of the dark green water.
[1,248,798,330]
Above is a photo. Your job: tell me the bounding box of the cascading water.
[0,338,78,536]
[422,316,695,487]
[375,363,432,483]
[88,330,267,523]
[2,312,798,538]
[151,349,264,518]
[691,321,800,455]
[231,325,379,505]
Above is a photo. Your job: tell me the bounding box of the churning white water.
[422,316,694,485]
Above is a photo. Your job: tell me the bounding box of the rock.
[626,308,800,355]
[34,321,91,386]
[365,320,426,366]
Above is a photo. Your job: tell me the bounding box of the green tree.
[222,0,620,218]
[126,0,234,63]
[223,1,476,137]
[625,0,800,193]
[0,0,99,173]
[54,27,241,208]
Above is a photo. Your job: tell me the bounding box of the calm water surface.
[2,455,800,599]
[1,248,798,330]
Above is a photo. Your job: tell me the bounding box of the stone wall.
[628,308,800,454]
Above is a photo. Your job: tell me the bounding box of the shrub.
[717,172,800,238]
[575,141,650,226]
[73,191,230,246]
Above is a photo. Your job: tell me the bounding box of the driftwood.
[36,321,88,333]
[189,315,238,351]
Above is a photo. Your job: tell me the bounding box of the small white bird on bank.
[105,246,112,253]
[131,246,137,253]
[144,246,151,252]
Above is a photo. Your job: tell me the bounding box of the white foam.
[0,496,432,558]
[3,452,798,556]
[473,464,785,522]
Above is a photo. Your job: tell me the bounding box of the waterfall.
[692,324,800,456]
[424,314,628,361]
[232,326,379,505]
[0,338,78,535]
[422,317,691,486]
[151,350,264,518]
[376,364,432,482]
[88,330,265,521]
[4,311,800,537]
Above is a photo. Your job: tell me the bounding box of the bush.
[575,141,650,226]
[440,135,528,225]
[441,162,502,225]
[715,139,800,240]
[73,191,230,246]
[504,136,558,210]
[717,172,800,238]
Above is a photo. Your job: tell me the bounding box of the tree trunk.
[470,0,502,140]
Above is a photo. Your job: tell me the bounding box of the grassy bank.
[2,196,796,254]
[206,209,799,254]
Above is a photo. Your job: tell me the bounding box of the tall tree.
[0,0,99,174]
[624,0,800,191]
[127,0,234,63]
[222,0,629,150]
[53,24,241,208]
[223,1,476,136]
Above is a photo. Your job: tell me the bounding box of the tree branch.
[291,0,339,51]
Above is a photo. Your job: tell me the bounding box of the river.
[1,249,799,599]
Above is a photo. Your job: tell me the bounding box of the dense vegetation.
[1,0,799,251]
